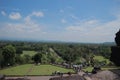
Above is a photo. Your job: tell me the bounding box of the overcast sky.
[0,0,120,43]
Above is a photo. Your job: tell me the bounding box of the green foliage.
[0,41,112,68]
[2,45,16,66]
[0,50,4,68]
[94,56,110,65]
[41,54,49,64]
[33,53,42,64]
[15,54,24,64]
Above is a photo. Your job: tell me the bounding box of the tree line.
[0,41,112,68]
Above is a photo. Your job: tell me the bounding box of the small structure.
[73,64,82,73]
[52,71,63,76]
[62,62,70,68]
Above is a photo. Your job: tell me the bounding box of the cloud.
[9,12,21,20]
[61,19,67,23]
[1,11,6,16]
[70,15,79,20]
[66,26,84,31]
[24,16,31,23]
[0,9,120,43]
[0,11,46,40]
[66,19,99,31]
[32,11,44,17]
[0,21,41,33]
[64,16,120,42]
[24,11,44,23]
[0,20,44,40]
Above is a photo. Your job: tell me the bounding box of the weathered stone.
[115,30,120,46]
[110,46,120,66]
[110,29,120,66]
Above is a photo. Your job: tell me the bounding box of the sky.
[0,0,120,43]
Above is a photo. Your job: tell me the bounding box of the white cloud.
[85,20,98,25]
[66,26,84,31]
[0,20,44,40]
[70,15,79,20]
[1,22,41,33]
[61,19,67,23]
[64,17,120,42]
[24,16,31,23]
[9,12,21,20]
[1,9,120,43]
[1,11,6,16]
[24,11,44,23]
[0,11,46,40]
[32,11,44,17]
[66,19,99,31]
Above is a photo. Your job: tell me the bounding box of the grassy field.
[21,51,37,57]
[0,64,74,76]
[0,64,32,75]
[94,55,110,64]
[29,65,74,75]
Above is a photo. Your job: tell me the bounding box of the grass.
[0,64,32,75]
[29,65,74,75]
[21,51,37,57]
[94,55,110,64]
[0,64,74,76]
[83,67,93,72]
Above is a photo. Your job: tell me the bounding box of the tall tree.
[2,45,16,66]
[33,53,42,64]
[0,50,4,68]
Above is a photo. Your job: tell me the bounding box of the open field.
[0,64,74,76]
[94,55,110,64]
[29,65,74,75]
[0,64,32,75]
[21,51,37,57]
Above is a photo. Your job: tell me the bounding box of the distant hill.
[102,42,116,46]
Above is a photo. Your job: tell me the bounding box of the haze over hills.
[0,38,116,46]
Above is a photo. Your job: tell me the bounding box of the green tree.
[41,54,49,64]
[2,45,16,66]
[15,54,24,64]
[33,53,42,64]
[0,50,4,68]
[23,54,32,63]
